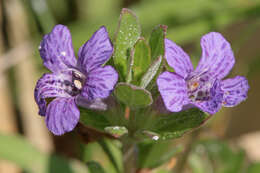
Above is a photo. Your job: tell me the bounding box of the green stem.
[122,137,136,173]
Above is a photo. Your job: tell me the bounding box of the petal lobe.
[165,39,193,78]
[39,25,77,72]
[157,71,189,112]
[45,98,79,135]
[196,32,235,79]
[77,26,113,73]
[221,76,249,107]
[34,73,72,116]
[81,65,118,100]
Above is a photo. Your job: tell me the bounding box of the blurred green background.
[0,0,260,172]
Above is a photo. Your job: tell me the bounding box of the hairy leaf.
[113,8,141,79]
[131,38,151,84]
[114,82,153,108]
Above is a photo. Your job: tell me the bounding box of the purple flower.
[157,32,249,114]
[34,25,118,135]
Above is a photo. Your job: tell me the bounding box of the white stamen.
[38,45,42,50]
[73,71,83,79]
[61,51,66,56]
[74,80,82,89]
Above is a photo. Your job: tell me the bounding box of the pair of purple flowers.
[35,25,249,135]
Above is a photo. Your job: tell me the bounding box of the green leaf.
[114,82,153,108]
[247,163,260,173]
[98,139,123,173]
[131,37,151,84]
[79,107,128,140]
[87,161,106,173]
[137,141,182,168]
[148,108,209,140]
[0,133,89,173]
[113,8,141,79]
[140,56,163,89]
[80,141,121,173]
[149,25,167,60]
[138,25,166,89]
[80,108,110,131]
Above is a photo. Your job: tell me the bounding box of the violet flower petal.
[165,39,193,78]
[196,32,235,79]
[45,97,79,135]
[157,71,189,112]
[194,80,224,114]
[81,65,118,100]
[34,73,72,116]
[221,76,249,107]
[39,25,77,72]
[77,26,113,74]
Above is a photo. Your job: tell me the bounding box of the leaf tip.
[159,24,168,33]
[121,8,137,18]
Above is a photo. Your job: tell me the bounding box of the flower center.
[73,80,82,90]
[62,69,86,96]
[72,70,84,89]
[186,70,213,102]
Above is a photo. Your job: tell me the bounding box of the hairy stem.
[123,137,136,173]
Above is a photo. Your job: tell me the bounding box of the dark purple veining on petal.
[45,97,80,135]
[35,25,118,135]
[39,25,77,73]
[193,80,224,114]
[34,73,72,116]
[221,76,249,107]
[157,72,189,112]
[186,69,215,102]
[77,26,113,74]
[158,32,249,114]
[196,32,235,80]
[164,39,193,78]
[81,65,118,101]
